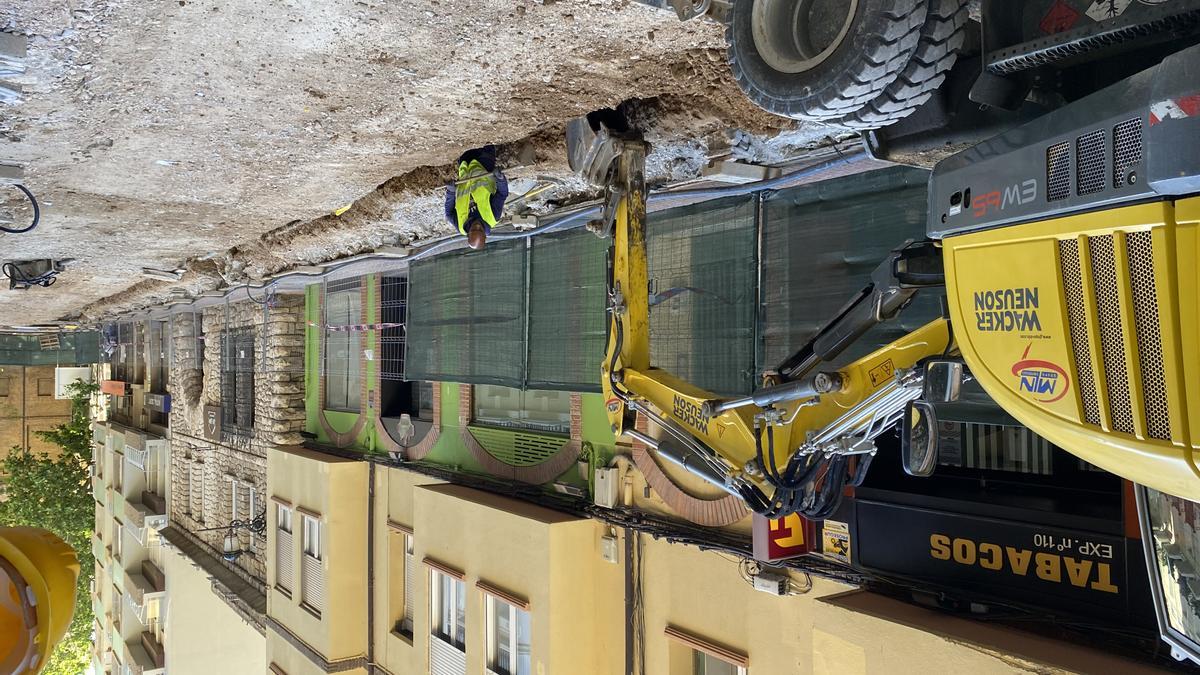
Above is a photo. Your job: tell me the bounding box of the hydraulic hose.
[0,184,39,234]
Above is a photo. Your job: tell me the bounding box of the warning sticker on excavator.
[868,360,895,388]
[822,520,851,564]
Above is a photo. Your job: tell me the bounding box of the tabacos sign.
[853,501,1129,616]
[929,533,1119,594]
[1011,343,1070,404]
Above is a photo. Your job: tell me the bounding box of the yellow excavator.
[568,39,1200,520]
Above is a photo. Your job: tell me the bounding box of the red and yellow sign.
[100,380,129,397]
[752,513,814,562]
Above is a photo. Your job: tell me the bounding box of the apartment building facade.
[0,364,73,458]
[90,296,306,674]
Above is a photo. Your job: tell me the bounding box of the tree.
[0,379,99,675]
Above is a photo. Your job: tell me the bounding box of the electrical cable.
[0,184,40,234]
[1,261,57,288]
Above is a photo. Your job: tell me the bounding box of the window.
[431,570,466,650]
[220,329,255,433]
[229,479,256,550]
[473,385,571,434]
[390,530,414,636]
[693,652,744,675]
[691,653,744,672]
[302,515,320,558]
[146,443,167,498]
[148,320,168,395]
[665,627,748,675]
[379,276,408,382]
[300,514,323,614]
[188,463,203,521]
[113,456,124,493]
[324,280,362,412]
[486,596,531,675]
[36,378,53,397]
[275,504,294,596]
[148,320,169,425]
[0,377,11,397]
[111,521,122,562]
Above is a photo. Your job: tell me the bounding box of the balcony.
[110,556,125,590]
[124,493,167,545]
[93,475,107,503]
[125,632,165,675]
[92,421,108,446]
[93,533,106,567]
[125,560,166,616]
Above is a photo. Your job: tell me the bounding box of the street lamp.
[196,511,267,561]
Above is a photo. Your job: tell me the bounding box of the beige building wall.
[267,445,369,671]
[391,482,625,675]
[161,541,266,675]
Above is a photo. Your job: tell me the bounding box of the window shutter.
[403,535,414,630]
[275,528,293,593]
[301,553,324,612]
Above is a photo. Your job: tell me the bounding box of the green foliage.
[0,379,99,675]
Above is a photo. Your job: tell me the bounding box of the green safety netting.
[760,165,941,372]
[406,239,527,387]
[647,193,758,396]
[0,332,100,366]
[407,165,938,396]
[407,230,608,391]
[527,229,608,392]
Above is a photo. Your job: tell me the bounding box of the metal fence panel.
[406,239,527,387]
[527,229,608,392]
[761,165,941,372]
[648,193,758,396]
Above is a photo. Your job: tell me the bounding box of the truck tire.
[836,0,969,129]
[726,0,928,121]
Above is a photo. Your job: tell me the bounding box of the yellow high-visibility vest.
[455,159,498,233]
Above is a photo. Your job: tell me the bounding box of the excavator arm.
[568,114,953,518]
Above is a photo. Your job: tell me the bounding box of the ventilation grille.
[1113,118,1144,187]
[1058,231,1172,441]
[469,426,566,466]
[1047,141,1071,201]
[1044,118,1145,202]
[1127,231,1170,440]
[1059,239,1101,426]
[1076,129,1106,196]
[1089,235,1135,435]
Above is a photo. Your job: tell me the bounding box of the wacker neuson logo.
[974,287,1041,332]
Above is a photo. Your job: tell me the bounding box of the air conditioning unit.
[54,366,92,399]
[594,467,619,508]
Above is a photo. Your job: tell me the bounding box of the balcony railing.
[93,533,106,566]
[126,560,166,615]
[124,633,164,675]
[126,447,149,470]
[124,493,168,545]
[93,475,106,503]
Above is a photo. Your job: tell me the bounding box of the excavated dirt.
[0,0,834,323]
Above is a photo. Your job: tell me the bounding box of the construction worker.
[444,145,508,250]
